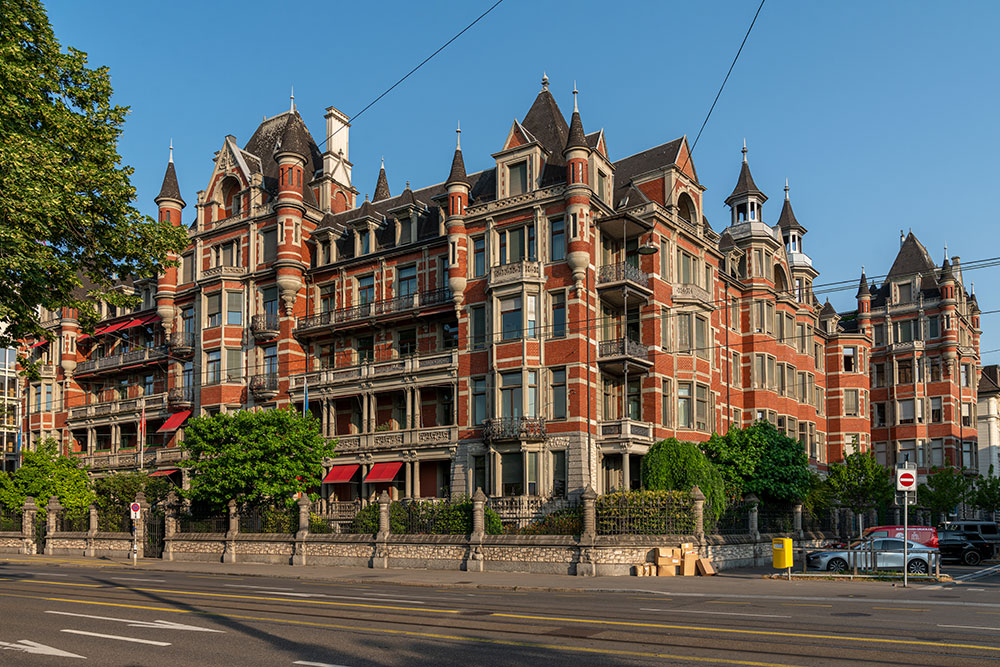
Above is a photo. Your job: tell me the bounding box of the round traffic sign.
[898,472,916,489]
[130,502,141,512]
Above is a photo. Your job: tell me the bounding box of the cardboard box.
[680,543,694,552]
[657,564,676,576]
[680,555,698,576]
[656,556,681,567]
[696,558,716,576]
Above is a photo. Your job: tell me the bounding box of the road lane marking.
[45,610,224,632]
[954,564,1000,582]
[111,577,166,583]
[490,613,1000,652]
[9,579,102,587]
[294,662,351,667]
[189,574,240,580]
[641,608,791,619]
[24,572,68,577]
[263,591,427,604]
[60,629,171,646]
[967,588,986,591]
[939,624,1000,631]
[707,601,750,605]
[0,590,192,613]
[782,604,831,608]
[224,584,294,590]
[0,639,86,658]
[873,607,927,611]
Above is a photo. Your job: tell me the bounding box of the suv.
[938,530,994,565]
[940,521,999,557]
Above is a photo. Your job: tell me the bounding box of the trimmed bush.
[349,498,502,535]
[640,438,726,517]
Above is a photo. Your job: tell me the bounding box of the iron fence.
[595,491,696,536]
[802,508,836,533]
[177,512,228,534]
[56,512,89,532]
[709,501,753,535]
[98,507,132,533]
[758,507,796,534]
[238,505,298,534]
[486,496,578,533]
[0,507,18,532]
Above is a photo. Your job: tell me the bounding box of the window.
[602,377,617,420]
[397,265,417,297]
[552,451,567,497]
[472,455,486,494]
[931,397,942,422]
[144,374,155,395]
[845,389,859,416]
[500,372,522,419]
[501,452,523,496]
[357,275,375,305]
[471,377,487,424]
[398,216,413,245]
[226,349,242,382]
[927,315,940,339]
[843,347,856,372]
[397,328,416,356]
[627,378,641,421]
[473,237,486,277]
[359,229,370,255]
[357,335,374,363]
[899,399,915,424]
[873,324,886,347]
[471,306,487,349]
[754,355,766,389]
[873,362,885,387]
[526,451,539,496]
[898,360,913,384]
[508,161,528,196]
[695,384,709,431]
[500,296,522,340]
[206,293,222,328]
[498,226,535,264]
[678,250,695,284]
[895,320,915,344]
[549,218,565,261]
[962,403,972,427]
[226,291,242,325]
[677,313,692,354]
[44,384,53,412]
[731,352,741,388]
[261,228,277,264]
[961,364,971,387]
[546,368,568,420]
[182,252,195,283]
[320,284,335,313]
[898,283,912,303]
[526,294,538,338]
[678,382,693,429]
[695,315,709,360]
[930,358,942,382]
[548,291,567,338]
[596,171,607,202]
[661,379,672,427]
[874,403,886,427]
[930,438,944,467]
[442,321,458,349]
[206,350,221,384]
[525,370,540,417]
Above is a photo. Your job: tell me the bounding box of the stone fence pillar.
[466,488,486,573]
[85,504,98,557]
[162,491,179,562]
[21,496,37,555]
[372,491,391,569]
[577,486,598,577]
[831,506,840,537]
[292,495,310,566]
[793,503,803,540]
[691,486,706,545]
[45,496,61,555]
[222,499,238,564]
[745,494,760,541]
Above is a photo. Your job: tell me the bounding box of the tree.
[700,423,768,501]
[918,467,972,524]
[972,466,1000,517]
[640,438,726,516]
[93,472,173,514]
[0,439,93,516]
[825,451,893,516]
[0,0,188,349]
[181,408,337,510]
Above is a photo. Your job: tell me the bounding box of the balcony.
[38,364,57,379]
[483,417,547,443]
[295,288,452,334]
[75,347,168,375]
[167,386,195,409]
[200,265,248,280]
[249,373,280,400]
[332,426,457,454]
[77,446,183,471]
[599,418,655,447]
[672,282,713,306]
[251,313,280,340]
[168,331,195,356]
[489,261,542,289]
[598,337,652,375]
[289,351,458,392]
[67,392,167,423]
[597,262,652,307]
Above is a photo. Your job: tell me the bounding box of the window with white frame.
[498,226,535,264]
[508,161,528,196]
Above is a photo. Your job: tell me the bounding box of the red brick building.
[21,80,880,497]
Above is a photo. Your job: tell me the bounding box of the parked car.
[940,521,999,557]
[806,538,938,574]
[938,530,995,565]
[863,525,938,548]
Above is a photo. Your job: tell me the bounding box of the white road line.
[939,624,1000,631]
[24,572,68,577]
[263,591,426,604]
[111,577,166,583]
[60,629,171,646]
[0,639,85,658]
[954,563,1000,582]
[640,607,791,619]
[46,610,224,633]
[224,584,294,590]
[293,661,351,667]
[967,588,986,592]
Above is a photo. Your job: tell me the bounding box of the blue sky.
[45,0,1000,357]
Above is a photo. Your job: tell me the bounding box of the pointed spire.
[169,139,174,164]
[725,141,765,205]
[742,138,747,163]
[456,121,461,150]
[276,113,310,159]
[784,178,789,201]
[373,159,391,202]
[856,267,871,298]
[447,124,470,187]
[573,82,578,112]
[776,179,804,232]
[564,85,588,152]
[155,147,185,207]
[541,72,549,91]
[290,86,295,112]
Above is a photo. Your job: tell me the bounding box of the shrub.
[640,438,726,517]
[596,490,696,535]
[348,498,501,535]
[513,506,583,535]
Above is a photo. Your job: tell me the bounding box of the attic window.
[898,283,912,304]
[596,171,607,202]
[508,161,528,197]
[398,217,413,245]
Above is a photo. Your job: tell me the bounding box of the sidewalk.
[0,554,884,595]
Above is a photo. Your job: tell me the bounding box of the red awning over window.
[120,313,160,330]
[148,468,179,477]
[156,410,191,433]
[364,461,402,483]
[100,320,130,334]
[29,339,49,348]
[322,464,360,484]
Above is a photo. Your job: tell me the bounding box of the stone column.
[21,496,37,555]
[85,504,98,557]
[413,459,421,499]
[292,494,310,566]
[622,450,631,492]
[466,488,486,573]
[831,506,840,537]
[45,496,62,555]
[577,485,598,577]
[691,486,706,546]
[163,491,179,562]
[223,499,238,564]
[404,460,412,499]
[746,494,760,540]
[414,387,422,428]
[893,506,901,525]
[372,490,390,569]
[793,502,803,540]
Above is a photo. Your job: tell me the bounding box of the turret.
[373,158,391,202]
[273,111,309,314]
[155,142,186,337]
[562,85,592,288]
[725,140,767,226]
[777,179,806,254]
[445,125,470,305]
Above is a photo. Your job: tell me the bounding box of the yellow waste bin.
[772,537,793,569]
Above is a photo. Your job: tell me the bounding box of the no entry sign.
[896,470,916,491]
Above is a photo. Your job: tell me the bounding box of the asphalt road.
[1,559,999,666]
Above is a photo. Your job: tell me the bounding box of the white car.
[807,538,938,574]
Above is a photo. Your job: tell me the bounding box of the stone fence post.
[577,486,598,577]
[162,491,179,562]
[793,502,803,540]
[85,504,98,557]
[223,499,238,564]
[372,491,391,569]
[691,486,706,545]
[21,496,37,555]
[466,488,486,573]
[45,496,61,555]
[745,494,760,540]
[831,506,840,537]
[292,495,310,566]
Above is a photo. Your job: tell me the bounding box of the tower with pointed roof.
[563,86,592,287]
[445,125,470,305]
[155,143,186,338]
[273,113,310,315]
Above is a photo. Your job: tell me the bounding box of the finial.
[742,138,748,163]
[971,281,975,295]
[862,264,865,274]
[380,156,384,170]
[541,72,549,91]
[406,180,410,189]
[573,82,579,113]
[944,243,948,260]
[364,193,369,202]
[456,121,461,150]
[290,86,295,112]
[784,178,789,201]
[169,139,173,164]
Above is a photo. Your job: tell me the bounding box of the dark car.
[937,530,993,565]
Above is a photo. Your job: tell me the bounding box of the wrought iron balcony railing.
[483,417,547,442]
[296,287,452,331]
[597,261,649,287]
[598,337,648,360]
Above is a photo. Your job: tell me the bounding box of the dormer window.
[508,161,528,196]
[358,229,371,255]
[596,170,607,202]
[898,283,912,304]
[398,217,413,245]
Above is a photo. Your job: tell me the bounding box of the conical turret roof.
[565,92,588,152]
[155,160,185,207]
[776,183,805,232]
[275,112,311,160]
[726,159,766,205]
[856,270,871,298]
[447,147,469,187]
[819,300,838,319]
[373,161,391,202]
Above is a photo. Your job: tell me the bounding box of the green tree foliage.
[825,452,894,516]
[181,409,337,510]
[349,499,501,535]
[640,438,726,516]
[0,0,188,349]
[918,467,972,523]
[701,424,766,500]
[0,439,93,516]
[93,472,173,514]
[972,466,1000,516]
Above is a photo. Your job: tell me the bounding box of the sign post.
[895,462,918,587]
[129,502,141,567]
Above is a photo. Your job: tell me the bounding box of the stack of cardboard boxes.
[634,544,715,576]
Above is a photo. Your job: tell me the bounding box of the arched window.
[221,177,242,217]
[677,193,697,225]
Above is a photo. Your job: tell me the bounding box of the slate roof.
[243,111,322,208]
[980,365,1000,396]
[155,161,185,206]
[610,138,683,207]
[277,112,313,160]
[726,160,765,205]
[565,110,588,151]
[446,148,470,186]
[776,197,805,232]
[856,271,870,298]
[373,165,391,202]
[819,300,838,318]
[520,89,569,164]
[887,232,937,279]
